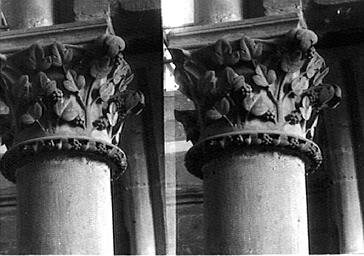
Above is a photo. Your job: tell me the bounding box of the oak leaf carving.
[21,102,43,125]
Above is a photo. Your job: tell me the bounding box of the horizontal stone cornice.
[166,13,303,50]
[0,19,111,54]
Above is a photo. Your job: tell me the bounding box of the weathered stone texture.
[17,157,114,254]
[73,0,109,21]
[114,0,160,11]
[0,207,16,254]
[0,0,53,29]
[263,0,302,15]
[203,151,308,254]
[195,0,243,24]
[177,204,204,255]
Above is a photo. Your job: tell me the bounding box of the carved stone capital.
[171,28,341,177]
[0,34,144,182]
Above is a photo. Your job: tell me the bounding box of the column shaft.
[17,156,113,254]
[121,115,156,255]
[195,0,243,24]
[324,59,364,253]
[12,0,54,28]
[203,151,308,254]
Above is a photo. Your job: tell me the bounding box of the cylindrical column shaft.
[16,155,114,254]
[121,115,156,255]
[203,150,308,254]
[7,0,54,29]
[323,59,364,253]
[195,0,243,24]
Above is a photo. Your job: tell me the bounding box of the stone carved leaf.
[281,50,304,73]
[174,110,200,144]
[39,72,57,96]
[239,37,252,61]
[100,82,115,102]
[253,65,277,99]
[253,65,277,88]
[253,43,263,58]
[0,99,9,115]
[54,100,66,117]
[77,75,86,90]
[299,96,312,120]
[113,61,134,90]
[64,70,79,92]
[291,76,309,96]
[169,48,199,101]
[206,109,222,120]
[226,68,243,91]
[174,68,194,100]
[214,39,240,66]
[232,76,247,91]
[243,92,270,116]
[306,116,319,139]
[198,71,217,96]
[90,56,112,79]
[60,101,79,121]
[306,53,324,78]
[21,102,43,125]
[20,114,35,125]
[318,84,341,109]
[12,75,32,99]
[239,37,263,61]
[26,44,52,71]
[113,65,124,85]
[250,96,269,116]
[215,97,230,116]
[313,67,329,86]
[54,99,79,122]
[119,73,134,92]
[243,93,258,112]
[168,48,191,69]
[125,91,145,115]
[304,84,341,110]
[63,70,85,92]
[51,42,73,67]
[267,70,277,84]
[253,65,268,87]
[107,102,119,126]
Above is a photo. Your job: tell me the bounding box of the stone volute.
[0,33,144,254]
[171,28,341,254]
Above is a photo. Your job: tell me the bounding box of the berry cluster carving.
[171,28,341,144]
[0,34,144,147]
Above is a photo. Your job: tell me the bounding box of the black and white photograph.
[0,0,363,254]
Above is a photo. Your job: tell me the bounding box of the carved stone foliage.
[171,28,341,175]
[185,132,322,179]
[0,34,144,147]
[172,28,340,142]
[1,136,127,183]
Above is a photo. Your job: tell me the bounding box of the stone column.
[195,0,243,24]
[323,58,364,253]
[0,34,144,254]
[4,0,54,29]
[171,29,341,254]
